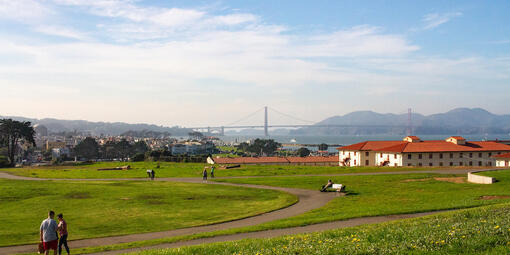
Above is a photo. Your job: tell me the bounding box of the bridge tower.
[264,106,268,137]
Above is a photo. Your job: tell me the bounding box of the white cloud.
[422,12,462,30]
[0,0,52,22]
[34,26,89,40]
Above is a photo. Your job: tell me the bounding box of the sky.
[1,0,509,127]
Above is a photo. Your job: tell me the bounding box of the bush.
[131,153,145,162]
[0,155,9,168]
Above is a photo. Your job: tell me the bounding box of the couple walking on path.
[39,211,69,255]
[203,166,215,181]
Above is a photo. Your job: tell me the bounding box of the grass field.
[0,161,450,179]
[50,170,510,254]
[139,202,510,255]
[213,171,510,230]
[0,179,296,247]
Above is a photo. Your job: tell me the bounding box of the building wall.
[375,153,402,166]
[340,150,506,167]
[339,150,361,166]
[401,151,500,167]
[496,159,510,167]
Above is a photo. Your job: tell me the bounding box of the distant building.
[207,156,338,166]
[494,153,510,167]
[337,136,510,167]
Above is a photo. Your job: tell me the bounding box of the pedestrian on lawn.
[57,214,70,255]
[210,166,215,178]
[151,169,155,180]
[40,211,58,255]
[202,167,208,181]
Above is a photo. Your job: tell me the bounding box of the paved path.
[0,168,490,254]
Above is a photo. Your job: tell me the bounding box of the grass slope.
[1,162,447,179]
[0,180,296,246]
[139,202,510,255]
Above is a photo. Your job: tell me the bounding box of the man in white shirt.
[40,211,58,255]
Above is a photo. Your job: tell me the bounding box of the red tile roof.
[494,152,510,159]
[338,139,510,153]
[286,156,338,163]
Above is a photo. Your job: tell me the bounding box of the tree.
[297,147,311,157]
[318,143,328,151]
[236,139,281,156]
[133,141,149,154]
[0,119,36,166]
[74,137,99,160]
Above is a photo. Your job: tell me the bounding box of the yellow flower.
[494,225,500,229]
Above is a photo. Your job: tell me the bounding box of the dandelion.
[494,225,500,229]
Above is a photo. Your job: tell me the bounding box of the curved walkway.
[0,168,489,254]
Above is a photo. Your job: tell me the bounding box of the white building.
[494,153,510,167]
[338,136,510,167]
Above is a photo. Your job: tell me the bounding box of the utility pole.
[264,106,269,137]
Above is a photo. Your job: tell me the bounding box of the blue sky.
[0,0,509,126]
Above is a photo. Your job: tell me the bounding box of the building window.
[408,154,412,159]
[407,163,412,166]
[439,162,443,166]
[469,161,473,166]
[418,163,422,166]
[354,152,357,156]
[365,160,369,165]
[419,154,422,159]
[479,161,482,166]
[460,153,463,158]
[394,154,397,159]
[429,163,433,166]
[354,160,357,165]
[488,152,492,157]
[365,152,369,156]
[469,153,473,158]
[450,153,454,158]
[459,162,463,166]
[394,163,398,166]
[380,154,383,158]
[439,153,443,159]
[429,154,433,159]
[342,151,345,155]
[478,153,482,158]
[450,162,454,166]
[488,162,492,166]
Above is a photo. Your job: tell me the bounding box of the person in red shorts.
[40,211,58,255]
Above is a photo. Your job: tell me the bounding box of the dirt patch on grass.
[402,178,431,182]
[478,195,510,200]
[433,177,466,184]
[65,192,92,199]
[402,177,466,184]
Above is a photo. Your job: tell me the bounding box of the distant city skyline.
[1,0,509,126]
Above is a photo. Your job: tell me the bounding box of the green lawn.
[138,202,510,255]
[0,161,450,179]
[213,171,510,230]
[49,170,510,254]
[0,179,296,247]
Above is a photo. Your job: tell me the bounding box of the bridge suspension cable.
[267,107,317,125]
[224,107,265,126]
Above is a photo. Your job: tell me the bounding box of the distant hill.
[0,115,192,136]
[291,108,510,135]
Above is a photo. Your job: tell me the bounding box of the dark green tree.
[297,147,311,157]
[114,139,131,160]
[318,143,328,151]
[236,139,281,156]
[74,137,99,160]
[0,119,36,166]
[133,141,149,154]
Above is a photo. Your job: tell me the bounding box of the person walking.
[40,211,58,255]
[202,167,208,181]
[57,214,70,255]
[210,166,215,178]
[151,169,155,180]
